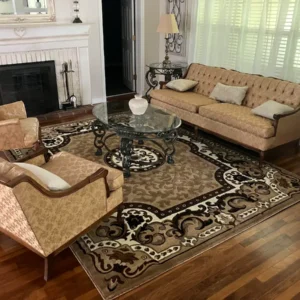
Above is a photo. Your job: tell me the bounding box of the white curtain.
[192,0,300,83]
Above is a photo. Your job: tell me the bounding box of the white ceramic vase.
[129,95,148,115]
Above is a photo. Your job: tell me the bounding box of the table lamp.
[157,14,179,67]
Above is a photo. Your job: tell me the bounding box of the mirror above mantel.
[0,0,55,23]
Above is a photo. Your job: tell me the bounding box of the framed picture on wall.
[167,0,188,57]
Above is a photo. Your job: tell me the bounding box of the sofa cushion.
[41,151,124,192]
[20,118,40,147]
[185,63,300,109]
[150,89,217,113]
[198,103,275,138]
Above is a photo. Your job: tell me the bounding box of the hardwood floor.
[1,117,300,299]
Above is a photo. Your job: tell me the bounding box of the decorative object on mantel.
[0,0,55,23]
[35,0,42,9]
[61,61,78,110]
[129,95,149,115]
[167,0,187,57]
[157,14,179,67]
[73,0,82,23]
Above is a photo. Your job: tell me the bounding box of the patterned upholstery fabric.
[194,115,276,151]
[0,101,27,120]
[41,151,124,192]
[150,89,217,113]
[186,64,300,109]
[0,120,25,150]
[19,118,40,147]
[0,184,44,256]
[0,153,124,257]
[151,99,200,125]
[0,102,39,150]
[198,103,275,138]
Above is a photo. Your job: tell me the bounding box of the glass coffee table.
[92,101,182,178]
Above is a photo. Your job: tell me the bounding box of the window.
[194,0,300,82]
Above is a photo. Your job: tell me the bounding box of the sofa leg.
[194,126,199,139]
[259,151,265,166]
[44,255,53,282]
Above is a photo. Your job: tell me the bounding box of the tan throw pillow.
[166,79,198,92]
[252,100,294,120]
[210,83,248,105]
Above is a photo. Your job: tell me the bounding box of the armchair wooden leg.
[259,151,265,166]
[44,255,53,282]
[117,204,125,225]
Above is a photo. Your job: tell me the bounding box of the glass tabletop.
[147,62,188,70]
[92,102,182,134]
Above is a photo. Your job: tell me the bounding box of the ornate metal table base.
[92,119,178,178]
[145,63,188,99]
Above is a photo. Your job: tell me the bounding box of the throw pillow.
[166,79,198,92]
[252,100,294,120]
[14,163,71,191]
[210,83,248,105]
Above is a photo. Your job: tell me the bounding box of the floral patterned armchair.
[0,101,40,151]
[0,151,124,281]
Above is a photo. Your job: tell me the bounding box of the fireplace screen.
[0,61,59,117]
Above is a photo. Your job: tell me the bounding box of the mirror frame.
[0,0,56,24]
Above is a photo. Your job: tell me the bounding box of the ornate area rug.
[41,120,300,300]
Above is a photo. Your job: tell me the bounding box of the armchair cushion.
[0,101,27,120]
[14,163,71,191]
[41,152,124,192]
[19,118,40,147]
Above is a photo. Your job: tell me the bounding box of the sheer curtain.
[191,0,300,83]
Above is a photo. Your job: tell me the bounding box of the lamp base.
[163,56,172,68]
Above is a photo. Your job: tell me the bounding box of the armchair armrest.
[0,119,26,151]
[0,168,109,198]
[0,101,27,120]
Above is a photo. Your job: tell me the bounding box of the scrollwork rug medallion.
[41,120,300,300]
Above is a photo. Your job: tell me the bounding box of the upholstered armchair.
[0,101,40,151]
[0,151,124,281]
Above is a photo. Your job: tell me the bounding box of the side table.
[145,62,188,99]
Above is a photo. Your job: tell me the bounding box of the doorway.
[102,0,136,97]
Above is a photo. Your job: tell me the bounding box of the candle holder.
[72,0,82,23]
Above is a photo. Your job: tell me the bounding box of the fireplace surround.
[0,61,59,117]
[0,23,91,107]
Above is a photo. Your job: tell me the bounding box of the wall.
[54,0,105,104]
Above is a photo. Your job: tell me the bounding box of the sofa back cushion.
[185,63,300,109]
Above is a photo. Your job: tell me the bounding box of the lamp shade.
[157,14,179,34]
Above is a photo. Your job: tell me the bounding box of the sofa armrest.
[273,108,300,143]
[1,168,110,198]
[159,81,169,89]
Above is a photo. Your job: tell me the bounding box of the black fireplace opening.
[0,61,59,117]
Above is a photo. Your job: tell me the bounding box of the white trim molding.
[0,23,92,106]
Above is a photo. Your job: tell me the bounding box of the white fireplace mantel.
[0,23,92,106]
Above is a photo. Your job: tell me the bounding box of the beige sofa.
[150,63,300,159]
